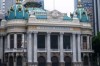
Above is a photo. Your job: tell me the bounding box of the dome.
[63,14,73,21]
[6,3,29,20]
[75,3,89,22]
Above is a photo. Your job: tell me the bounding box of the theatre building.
[0,1,93,66]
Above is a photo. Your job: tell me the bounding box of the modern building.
[23,0,44,8]
[93,0,100,35]
[0,0,93,66]
[5,0,16,13]
[81,0,93,22]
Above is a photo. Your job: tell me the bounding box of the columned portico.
[0,4,92,66]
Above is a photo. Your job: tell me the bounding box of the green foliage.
[24,2,42,8]
[92,32,100,54]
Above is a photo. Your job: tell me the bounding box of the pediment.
[50,10,62,19]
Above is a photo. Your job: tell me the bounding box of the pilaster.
[72,33,77,62]
[87,36,90,50]
[47,32,51,62]
[77,34,82,62]
[33,32,38,62]
[27,32,32,62]
[7,34,10,49]
[14,34,17,48]
[0,36,3,62]
[60,32,64,62]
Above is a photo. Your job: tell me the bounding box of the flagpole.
[53,0,55,10]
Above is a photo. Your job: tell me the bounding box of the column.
[72,33,77,62]
[77,34,81,62]
[87,36,90,50]
[7,34,10,49]
[22,34,25,64]
[14,34,17,49]
[60,32,64,62]
[34,32,38,63]
[60,33,64,66]
[27,32,32,63]
[0,36,3,62]
[81,35,83,50]
[47,32,51,62]
[22,34,25,48]
[47,32,51,66]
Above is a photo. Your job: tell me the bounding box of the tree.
[92,32,100,53]
[92,32,100,66]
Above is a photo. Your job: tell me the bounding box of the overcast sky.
[44,0,75,16]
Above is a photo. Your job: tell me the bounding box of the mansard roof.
[6,3,29,20]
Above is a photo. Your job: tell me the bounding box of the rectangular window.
[51,35,58,49]
[17,34,22,48]
[63,35,70,49]
[83,36,87,49]
[0,19,1,26]
[37,34,45,49]
[10,34,14,49]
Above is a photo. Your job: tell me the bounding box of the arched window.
[83,56,89,66]
[38,56,46,66]
[9,56,14,66]
[51,56,59,66]
[64,56,72,66]
[17,56,22,66]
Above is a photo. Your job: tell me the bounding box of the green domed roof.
[75,3,89,22]
[7,3,29,20]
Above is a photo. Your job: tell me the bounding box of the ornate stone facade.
[0,1,93,66]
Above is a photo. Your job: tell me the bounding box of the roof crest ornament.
[77,0,82,8]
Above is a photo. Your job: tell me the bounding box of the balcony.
[81,49,93,53]
[37,48,46,52]
[4,48,27,53]
[63,49,72,52]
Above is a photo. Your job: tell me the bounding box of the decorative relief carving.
[0,29,5,32]
[50,10,61,19]
[73,28,80,31]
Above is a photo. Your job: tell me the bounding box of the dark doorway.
[38,56,46,66]
[9,56,14,66]
[64,56,72,66]
[17,56,22,66]
[83,56,89,66]
[51,56,59,66]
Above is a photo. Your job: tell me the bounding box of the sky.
[44,0,75,16]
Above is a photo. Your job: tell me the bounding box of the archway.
[16,56,22,66]
[38,56,46,66]
[51,56,59,66]
[9,56,14,66]
[83,56,89,66]
[64,56,72,66]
